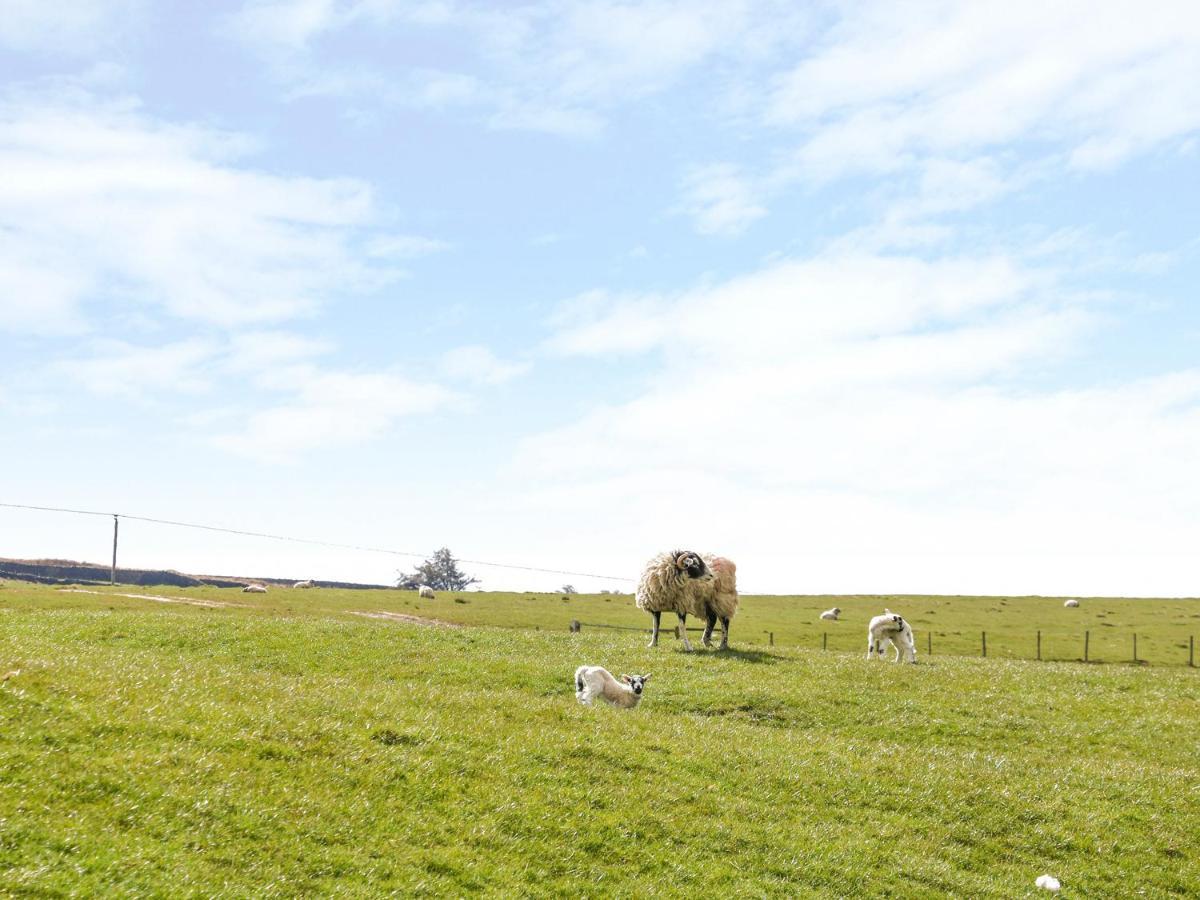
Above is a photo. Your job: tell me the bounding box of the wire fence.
[570,621,1199,668]
[0,501,637,587]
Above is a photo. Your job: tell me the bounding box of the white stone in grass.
[1036,874,1061,892]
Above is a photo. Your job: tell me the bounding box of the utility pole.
[111,515,119,585]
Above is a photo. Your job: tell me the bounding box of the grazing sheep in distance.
[418,585,436,599]
[293,580,315,589]
[242,584,268,593]
[1064,599,1080,608]
[636,550,714,651]
[867,609,917,663]
[574,666,650,709]
[820,607,841,621]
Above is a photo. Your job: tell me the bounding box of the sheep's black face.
[674,551,710,581]
[622,674,651,695]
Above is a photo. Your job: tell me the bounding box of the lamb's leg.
[702,612,717,648]
[718,615,731,650]
[866,636,875,660]
[647,610,661,648]
[678,613,693,651]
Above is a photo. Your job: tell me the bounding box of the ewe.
[866,609,917,663]
[574,666,650,709]
[636,550,739,650]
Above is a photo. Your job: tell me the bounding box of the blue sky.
[2,0,1199,594]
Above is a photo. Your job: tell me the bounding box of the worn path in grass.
[0,582,1197,896]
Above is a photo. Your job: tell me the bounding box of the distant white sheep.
[1035,874,1061,892]
[866,609,917,663]
[242,584,268,593]
[820,607,841,621]
[293,580,315,589]
[418,585,436,599]
[1064,599,1080,608]
[574,666,650,709]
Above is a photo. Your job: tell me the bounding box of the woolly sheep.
[1064,599,1080,608]
[574,665,650,709]
[636,550,738,650]
[820,607,841,621]
[418,585,436,599]
[866,608,917,663]
[293,579,315,589]
[242,584,268,593]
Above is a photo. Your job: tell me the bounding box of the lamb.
[242,584,268,593]
[418,585,436,599]
[636,550,738,650]
[1063,599,1080,608]
[820,607,841,621]
[866,608,917,663]
[293,580,315,589]
[574,666,650,709]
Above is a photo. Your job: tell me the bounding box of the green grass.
[1,582,1198,896]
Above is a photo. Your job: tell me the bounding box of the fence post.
[1133,633,1137,663]
[769,631,774,647]
[1084,630,1089,662]
[1191,635,1195,668]
[569,620,581,633]
[927,632,931,657]
[982,631,987,658]
[1037,630,1041,661]
[110,514,119,585]
[822,632,827,651]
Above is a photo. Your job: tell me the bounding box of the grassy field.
[1,581,1198,896]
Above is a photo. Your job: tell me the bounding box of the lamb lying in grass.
[574,666,650,709]
[820,607,841,621]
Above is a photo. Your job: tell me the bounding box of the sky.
[2,0,1199,595]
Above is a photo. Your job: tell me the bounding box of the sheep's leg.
[647,610,661,648]
[678,613,693,651]
[702,612,717,648]
[718,616,731,650]
[866,636,876,660]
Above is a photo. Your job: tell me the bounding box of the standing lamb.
[637,550,740,650]
[820,607,841,621]
[866,609,917,663]
[418,585,436,599]
[574,666,650,709]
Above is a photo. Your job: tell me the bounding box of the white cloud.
[521,250,1200,595]
[768,0,1200,180]
[0,0,143,55]
[365,234,452,260]
[440,345,531,385]
[0,88,407,333]
[226,0,809,135]
[212,368,459,461]
[50,338,223,398]
[677,163,766,236]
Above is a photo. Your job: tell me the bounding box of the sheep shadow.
[704,647,785,665]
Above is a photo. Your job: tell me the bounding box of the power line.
[0,501,634,583]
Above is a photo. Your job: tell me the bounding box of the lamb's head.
[672,551,713,584]
[620,673,651,695]
[832,607,841,615]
